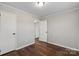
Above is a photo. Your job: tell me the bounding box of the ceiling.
[1,2,79,16]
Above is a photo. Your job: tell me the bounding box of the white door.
[39,20,47,42]
[34,22,39,38]
[0,11,16,55]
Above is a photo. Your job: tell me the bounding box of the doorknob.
[13,33,15,35]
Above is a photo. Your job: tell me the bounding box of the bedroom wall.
[45,9,79,50]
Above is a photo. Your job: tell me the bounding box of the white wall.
[17,14,36,48]
[0,16,1,51]
[45,10,79,50]
[0,16,1,34]
[0,3,39,50]
[0,15,1,52]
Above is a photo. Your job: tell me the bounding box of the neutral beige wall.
[45,10,79,50]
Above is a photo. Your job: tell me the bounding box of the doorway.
[39,20,47,42]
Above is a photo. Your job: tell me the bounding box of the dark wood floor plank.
[1,40,79,56]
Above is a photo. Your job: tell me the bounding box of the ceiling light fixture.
[36,2,45,7]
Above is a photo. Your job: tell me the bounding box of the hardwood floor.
[1,40,79,56]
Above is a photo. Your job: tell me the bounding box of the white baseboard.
[0,42,35,55]
[48,41,79,51]
[16,42,35,50]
